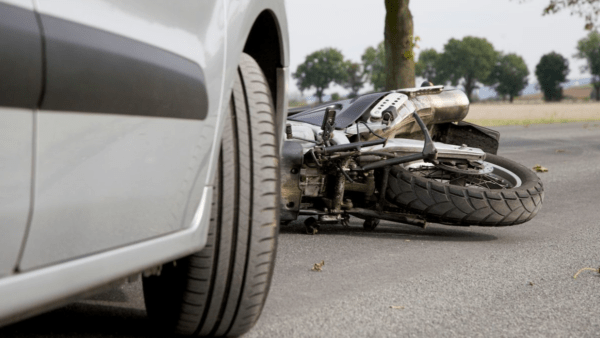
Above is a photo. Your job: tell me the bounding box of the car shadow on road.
[280,217,498,242]
[0,303,170,338]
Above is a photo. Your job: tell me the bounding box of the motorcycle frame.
[280,87,498,226]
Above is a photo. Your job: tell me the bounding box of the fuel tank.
[411,89,470,124]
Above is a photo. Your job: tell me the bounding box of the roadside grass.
[464,117,600,127]
[466,102,600,126]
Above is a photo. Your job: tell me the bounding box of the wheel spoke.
[407,163,513,189]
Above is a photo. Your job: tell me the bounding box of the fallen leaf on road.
[532,164,548,172]
[555,149,566,153]
[528,281,534,286]
[312,260,325,272]
[573,267,600,279]
[390,306,405,309]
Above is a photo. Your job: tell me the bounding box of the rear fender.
[433,121,500,155]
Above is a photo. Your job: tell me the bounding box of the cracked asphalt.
[2,122,599,337]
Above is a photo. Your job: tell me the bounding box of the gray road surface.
[2,122,600,337]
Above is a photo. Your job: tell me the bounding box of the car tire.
[142,53,279,337]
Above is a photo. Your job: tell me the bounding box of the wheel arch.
[244,10,283,100]
[241,8,289,145]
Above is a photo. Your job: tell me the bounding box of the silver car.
[0,0,289,336]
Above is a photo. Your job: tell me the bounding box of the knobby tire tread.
[386,153,544,226]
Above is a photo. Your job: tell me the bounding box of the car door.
[18,0,225,271]
[0,0,40,277]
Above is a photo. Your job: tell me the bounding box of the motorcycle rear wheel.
[386,153,544,226]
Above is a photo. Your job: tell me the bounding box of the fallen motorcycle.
[280,84,544,233]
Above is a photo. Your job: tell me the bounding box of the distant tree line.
[292,37,530,103]
[293,29,600,103]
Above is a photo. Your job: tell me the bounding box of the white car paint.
[0,0,289,326]
[0,109,33,277]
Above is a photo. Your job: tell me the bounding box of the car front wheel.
[142,53,279,337]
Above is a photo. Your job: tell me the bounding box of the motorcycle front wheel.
[386,153,544,226]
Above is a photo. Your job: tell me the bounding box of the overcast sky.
[284,0,592,97]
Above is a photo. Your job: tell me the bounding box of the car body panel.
[0,186,211,326]
[227,0,289,69]
[0,0,39,277]
[37,13,209,120]
[0,0,288,327]
[204,0,289,185]
[0,109,33,277]
[0,2,42,109]
[1,0,32,10]
[19,113,214,270]
[19,0,224,269]
[33,0,215,68]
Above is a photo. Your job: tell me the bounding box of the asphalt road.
[2,122,600,337]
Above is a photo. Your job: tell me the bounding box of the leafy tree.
[415,48,441,84]
[535,52,569,102]
[293,48,347,103]
[436,36,499,101]
[361,42,386,92]
[518,0,600,30]
[384,0,415,90]
[541,0,600,30]
[491,54,529,103]
[575,30,600,101]
[342,62,366,98]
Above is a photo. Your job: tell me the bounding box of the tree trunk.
[316,88,323,103]
[384,0,415,91]
[463,77,474,102]
[594,76,600,101]
[509,94,514,103]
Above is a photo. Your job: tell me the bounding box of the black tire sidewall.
[387,153,544,226]
[142,53,279,337]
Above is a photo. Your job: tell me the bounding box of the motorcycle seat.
[288,92,388,129]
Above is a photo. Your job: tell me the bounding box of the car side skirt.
[0,186,211,327]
